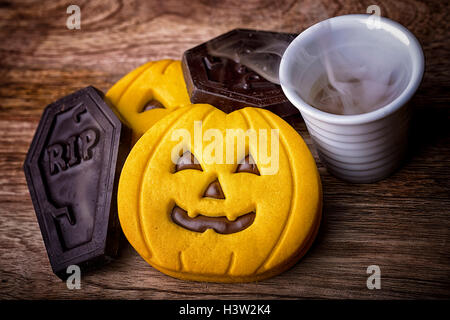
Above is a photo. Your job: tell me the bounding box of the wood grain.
[0,0,449,299]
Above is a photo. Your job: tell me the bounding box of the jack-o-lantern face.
[118,104,321,282]
[105,59,191,143]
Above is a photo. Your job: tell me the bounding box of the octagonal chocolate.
[23,86,130,279]
[182,28,299,117]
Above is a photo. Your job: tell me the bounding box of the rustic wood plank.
[0,0,449,299]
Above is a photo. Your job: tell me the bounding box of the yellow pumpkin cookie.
[105,59,191,143]
[118,104,322,282]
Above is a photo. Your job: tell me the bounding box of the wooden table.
[1,0,449,299]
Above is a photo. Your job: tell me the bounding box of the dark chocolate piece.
[171,205,255,234]
[182,29,299,117]
[23,86,131,279]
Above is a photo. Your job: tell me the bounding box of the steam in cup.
[207,21,410,115]
[306,20,409,115]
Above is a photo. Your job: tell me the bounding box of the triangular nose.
[203,179,225,199]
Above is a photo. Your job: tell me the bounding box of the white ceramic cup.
[279,14,424,183]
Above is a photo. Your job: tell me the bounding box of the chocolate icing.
[141,99,165,112]
[203,180,225,199]
[175,151,202,172]
[171,205,255,234]
[236,155,260,175]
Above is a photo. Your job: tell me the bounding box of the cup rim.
[279,14,424,125]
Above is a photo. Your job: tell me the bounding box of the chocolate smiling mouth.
[171,205,255,234]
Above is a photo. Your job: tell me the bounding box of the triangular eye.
[140,98,165,113]
[175,151,202,172]
[235,155,260,175]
